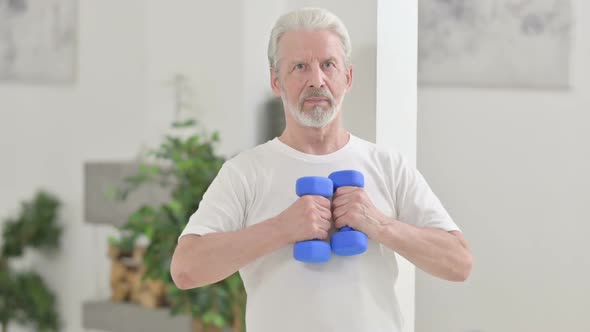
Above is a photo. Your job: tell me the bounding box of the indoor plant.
[0,191,62,332]
[112,119,246,332]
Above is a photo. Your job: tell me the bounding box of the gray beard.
[287,103,339,128]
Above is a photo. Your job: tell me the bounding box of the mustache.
[300,88,334,103]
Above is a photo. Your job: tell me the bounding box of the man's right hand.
[274,195,332,244]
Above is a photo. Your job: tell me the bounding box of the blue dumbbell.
[329,170,368,256]
[293,176,334,263]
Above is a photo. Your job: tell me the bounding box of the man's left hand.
[331,187,389,238]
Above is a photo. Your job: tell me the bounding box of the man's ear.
[345,64,353,91]
[270,68,281,96]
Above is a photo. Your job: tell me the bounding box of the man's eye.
[294,64,305,70]
[324,62,334,68]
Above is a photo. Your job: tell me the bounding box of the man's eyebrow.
[284,57,340,70]
[323,57,339,63]
[288,59,307,65]
[289,57,339,64]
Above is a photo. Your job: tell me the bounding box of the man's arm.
[332,187,473,282]
[171,195,332,289]
[171,217,287,290]
[371,221,472,281]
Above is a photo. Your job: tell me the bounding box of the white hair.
[268,7,352,73]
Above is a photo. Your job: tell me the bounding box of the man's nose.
[308,65,326,88]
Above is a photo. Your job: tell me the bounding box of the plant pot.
[192,319,223,332]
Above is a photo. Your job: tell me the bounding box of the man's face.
[271,30,353,128]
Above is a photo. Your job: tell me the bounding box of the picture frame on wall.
[0,0,78,84]
[418,0,572,89]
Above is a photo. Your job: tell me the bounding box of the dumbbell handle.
[293,176,333,263]
[329,170,368,256]
[329,170,365,231]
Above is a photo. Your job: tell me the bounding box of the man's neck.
[278,123,350,155]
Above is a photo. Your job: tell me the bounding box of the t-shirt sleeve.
[179,161,248,240]
[393,153,460,232]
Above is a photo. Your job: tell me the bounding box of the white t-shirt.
[180,134,459,332]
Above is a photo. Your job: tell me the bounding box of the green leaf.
[171,118,196,128]
[2,191,62,257]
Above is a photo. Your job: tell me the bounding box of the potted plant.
[112,119,246,332]
[0,191,62,332]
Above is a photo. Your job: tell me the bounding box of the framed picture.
[0,0,77,84]
[418,0,572,88]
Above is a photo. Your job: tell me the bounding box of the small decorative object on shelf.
[108,238,167,309]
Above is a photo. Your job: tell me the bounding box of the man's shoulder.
[350,135,404,164]
[223,140,276,169]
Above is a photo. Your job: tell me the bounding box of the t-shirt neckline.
[270,133,358,163]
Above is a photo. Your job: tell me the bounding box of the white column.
[376,1,418,331]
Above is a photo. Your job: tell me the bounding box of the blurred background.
[0,0,588,332]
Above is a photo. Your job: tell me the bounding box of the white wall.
[144,0,258,157]
[0,1,147,331]
[415,1,590,331]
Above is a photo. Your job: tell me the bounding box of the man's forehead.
[285,55,339,64]
[279,30,341,47]
[278,30,344,61]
